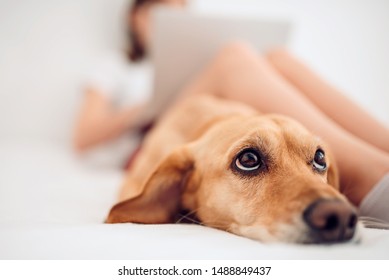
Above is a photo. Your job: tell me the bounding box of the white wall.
[0,0,129,143]
[0,0,388,144]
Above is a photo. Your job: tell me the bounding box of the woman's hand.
[73,87,146,152]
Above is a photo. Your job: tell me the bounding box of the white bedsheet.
[1,142,389,260]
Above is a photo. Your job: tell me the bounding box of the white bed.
[1,0,389,260]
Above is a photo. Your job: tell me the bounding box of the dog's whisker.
[175,208,200,224]
[176,206,231,229]
[181,215,202,225]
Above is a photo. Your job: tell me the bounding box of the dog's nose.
[303,199,357,243]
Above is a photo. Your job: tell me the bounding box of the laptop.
[135,8,291,127]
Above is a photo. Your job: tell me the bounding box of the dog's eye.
[235,150,262,172]
[313,149,327,172]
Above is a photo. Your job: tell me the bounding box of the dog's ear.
[106,147,194,224]
[326,152,340,190]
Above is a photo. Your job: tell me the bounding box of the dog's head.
[107,114,357,243]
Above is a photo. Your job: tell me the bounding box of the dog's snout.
[303,199,357,243]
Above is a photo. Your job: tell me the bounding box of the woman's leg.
[182,42,389,206]
[266,48,389,153]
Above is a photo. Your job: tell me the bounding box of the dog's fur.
[106,94,352,243]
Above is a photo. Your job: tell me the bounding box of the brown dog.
[106,94,358,243]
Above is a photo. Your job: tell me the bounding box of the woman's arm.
[73,87,145,152]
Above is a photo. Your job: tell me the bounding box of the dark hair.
[127,0,158,62]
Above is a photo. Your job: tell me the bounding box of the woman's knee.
[265,47,297,68]
[213,40,264,67]
[266,47,289,58]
